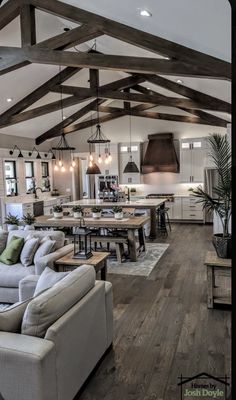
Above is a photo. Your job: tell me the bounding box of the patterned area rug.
[107,242,169,277]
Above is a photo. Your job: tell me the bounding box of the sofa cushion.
[21,265,96,338]
[0,235,24,265]
[7,230,65,250]
[0,263,35,288]
[20,237,40,267]
[0,231,8,254]
[0,297,32,332]
[33,240,56,264]
[34,267,68,296]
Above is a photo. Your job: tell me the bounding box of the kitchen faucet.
[33,187,42,199]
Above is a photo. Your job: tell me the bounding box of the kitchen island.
[62,198,167,239]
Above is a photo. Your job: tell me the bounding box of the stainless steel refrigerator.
[203,167,219,223]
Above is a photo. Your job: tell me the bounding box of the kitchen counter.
[3,194,70,204]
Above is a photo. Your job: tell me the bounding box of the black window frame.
[4,160,18,196]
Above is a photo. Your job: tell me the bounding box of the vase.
[73,212,82,219]
[53,212,63,219]
[114,212,123,220]
[6,224,18,231]
[92,212,101,219]
[24,225,35,231]
[212,234,232,259]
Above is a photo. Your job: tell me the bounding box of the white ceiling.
[0,0,231,140]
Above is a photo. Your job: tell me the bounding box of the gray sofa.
[0,265,113,400]
[0,230,73,303]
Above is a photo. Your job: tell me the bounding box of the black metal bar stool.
[156,206,171,237]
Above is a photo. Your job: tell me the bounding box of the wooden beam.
[20,4,36,46]
[134,84,229,127]
[0,66,79,124]
[37,24,102,50]
[25,0,230,80]
[0,47,227,78]
[35,99,106,144]
[51,84,230,112]
[0,0,21,31]
[143,75,231,113]
[36,75,147,143]
[96,106,228,127]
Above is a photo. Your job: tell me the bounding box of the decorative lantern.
[73,218,93,259]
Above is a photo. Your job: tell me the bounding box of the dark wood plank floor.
[75,223,231,400]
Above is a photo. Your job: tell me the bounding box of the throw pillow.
[0,235,24,265]
[20,237,40,267]
[34,267,68,296]
[0,297,31,332]
[33,239,56,264]
[0,231,8,254]
[21,265,95,338]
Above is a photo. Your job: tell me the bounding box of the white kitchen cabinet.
[6,202,33,218]
[95,144,119,176]
[118,142,141,184]
[172,198,182,219]
[182,196,203,221]
[180,138,206,183]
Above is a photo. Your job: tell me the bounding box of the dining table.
[62,198,167,239]
[34,215,150,261]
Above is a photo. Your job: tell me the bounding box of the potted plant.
[53,205,63,219]
[112,205,123,220]
[22,213,36,230]
[191,133,231,258]
[4,213,20,231]
[72,205,83,219]
[91,206,102,219]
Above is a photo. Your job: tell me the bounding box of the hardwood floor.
[75,223,231,400]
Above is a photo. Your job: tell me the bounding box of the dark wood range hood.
[141,133,180,174]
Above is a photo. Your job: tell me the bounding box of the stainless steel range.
[146,193,175,202]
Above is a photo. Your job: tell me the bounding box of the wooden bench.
[90,235,128,263]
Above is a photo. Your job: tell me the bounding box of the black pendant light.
[123,112,139,173]
[86,162,101,175]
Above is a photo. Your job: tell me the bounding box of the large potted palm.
[192,133,231,258]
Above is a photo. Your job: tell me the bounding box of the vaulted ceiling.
[0,0,231,143]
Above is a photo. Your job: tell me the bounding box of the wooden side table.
[204,251,231,308]
[55,251,110,280]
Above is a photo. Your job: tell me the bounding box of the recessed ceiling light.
[139,9,152,17]
[163,56,170,60]
[7,98,13,102]
[147,87,151,90]
[62,116,67,120]
[176,79,183,84]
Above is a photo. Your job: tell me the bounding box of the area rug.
[107,242,169,277]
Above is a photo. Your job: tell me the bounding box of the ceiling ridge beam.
[0,66,79,124]
[20,4,36,47]
[21,0,230,80]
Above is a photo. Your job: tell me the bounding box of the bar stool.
[156,206,171,236]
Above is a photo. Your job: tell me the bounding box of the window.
[25,161,35,192]
[41,162,49,178]
[4,161,18,196]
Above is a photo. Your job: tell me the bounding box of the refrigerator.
[203,167,219,223]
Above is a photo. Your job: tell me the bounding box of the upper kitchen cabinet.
[118,142,141,184]
[94,143,119,176]
[180,138,206,183]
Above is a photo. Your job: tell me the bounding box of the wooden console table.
[55,251,109,280]
[204,251,231,308]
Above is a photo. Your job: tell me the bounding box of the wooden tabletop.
[35,215,149,229]
[55,250,110,266]
[204,251,231,268]
[62,198,167,209]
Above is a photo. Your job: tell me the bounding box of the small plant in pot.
[22,213,36,230]
[72,205,83,219]
[191,133,231,258]
[112,206,123,220]
[91,206,102,219]
[53,205,63,219]
[4,213,20,231]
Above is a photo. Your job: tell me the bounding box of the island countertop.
[62,198,167,209]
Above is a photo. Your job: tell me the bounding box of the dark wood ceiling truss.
[0,0,231,144]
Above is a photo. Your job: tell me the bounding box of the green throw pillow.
[0,236,24,265]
